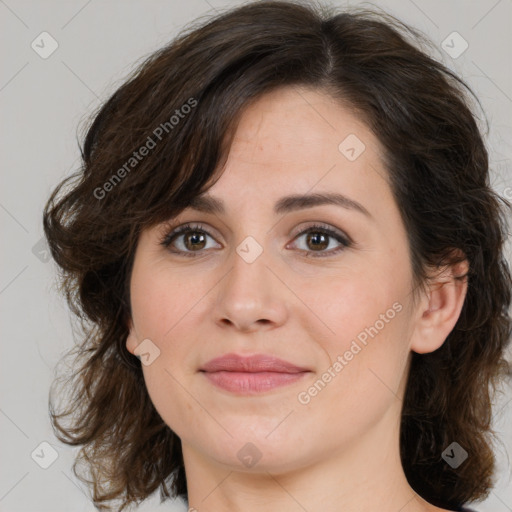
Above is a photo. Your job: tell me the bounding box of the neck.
[182,401,434,512]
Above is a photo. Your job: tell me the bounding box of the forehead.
[206,86,389,206]
[230,86,368,151]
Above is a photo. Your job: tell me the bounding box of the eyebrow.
[187,192,372,218]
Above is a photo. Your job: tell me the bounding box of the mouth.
[199,353,311,394]
[201,370,310,394]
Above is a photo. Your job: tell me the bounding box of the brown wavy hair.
[43,1,512,510]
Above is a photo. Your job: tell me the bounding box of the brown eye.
[182,231,207,251]
[160,222,351,259]
[305,232,329,251]
[160,223,220,257]
[289,223,351,258]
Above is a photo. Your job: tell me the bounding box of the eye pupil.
[307,232,328,250]
[185,232,206,250]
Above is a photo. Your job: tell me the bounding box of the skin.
[126,86,468,512]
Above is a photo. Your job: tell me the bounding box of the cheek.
[141,362,203,442]
[132,272,200,434]
[130,261,202,340]
[300,273,411,404]
[303,270,406,347]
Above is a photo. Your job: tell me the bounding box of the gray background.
[1,0,511,511]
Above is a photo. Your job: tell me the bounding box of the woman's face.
[126,86,426,474]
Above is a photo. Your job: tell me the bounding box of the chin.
[189,421,312,473]
[212,442,308,474]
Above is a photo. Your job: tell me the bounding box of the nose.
[213,243,289,333]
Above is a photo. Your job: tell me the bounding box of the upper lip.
[200,353,310,373]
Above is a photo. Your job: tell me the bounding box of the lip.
[200,353,310,373]
[200,353,311,394]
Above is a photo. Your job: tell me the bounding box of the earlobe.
[125,319,138,355]
[410,257,469,355]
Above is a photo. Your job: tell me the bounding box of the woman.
[43,1,511,511]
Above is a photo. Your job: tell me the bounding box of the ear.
[410,253,469,355]
[125,318,139,356]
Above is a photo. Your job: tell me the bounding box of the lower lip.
[202,371,309,394]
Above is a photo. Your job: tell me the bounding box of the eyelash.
[159,222,352,258]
